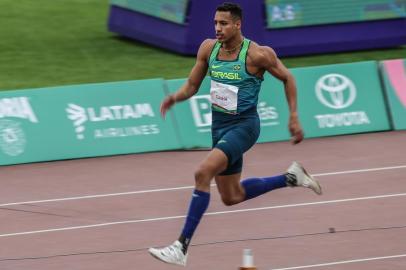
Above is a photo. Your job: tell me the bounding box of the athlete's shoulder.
[201,38,218,47]
[197,39,218,60]
[247,42,277,67]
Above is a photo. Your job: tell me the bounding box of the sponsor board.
[0,80,181,165]
[314,73,370,129]
[381,59,406,130]
[166,78,212,148]
[0,61,393,165]
[66,102,158,140]
[0,96,38,160]
[167,61,391,146]
[292,61,390,137]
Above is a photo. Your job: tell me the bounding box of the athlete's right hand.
[160,95,176,118]
[288,114,304,144]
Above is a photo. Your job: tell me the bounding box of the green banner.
[0,61,393,165]
[0,79,181,165]
[292,61,390,137]
[257,74,294,143]
[381,59,406,130]
[167,61,390,147]
[166,77,212,149]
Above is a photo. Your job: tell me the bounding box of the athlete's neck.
[221,35,244,54]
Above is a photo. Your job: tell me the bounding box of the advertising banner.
[167,61,390,147]
[0,79,181,165]
[165,77,212,149]
[381,59,406,130]
[0,60,393,166]
[291,61,390,137]
[257,74,296,143]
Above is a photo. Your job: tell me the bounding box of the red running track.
[0,130,405,270]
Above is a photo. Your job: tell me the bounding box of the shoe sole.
[148,249,186,267]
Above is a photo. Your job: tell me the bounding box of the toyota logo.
[315,74,356,109]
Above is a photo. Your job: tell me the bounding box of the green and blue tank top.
[208,38,263,115]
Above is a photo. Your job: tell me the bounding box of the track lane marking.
[1,192,406,238]
[1,164,406,207]
[272,253,406,269]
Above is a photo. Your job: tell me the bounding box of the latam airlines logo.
[0,97,38,156]
[66,103,158,140]
[314,74,370,129]
[66,104,87,139]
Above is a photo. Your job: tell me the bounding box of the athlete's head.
[214,2,242,42]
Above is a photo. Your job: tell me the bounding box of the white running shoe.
[148,240,187,266]
[286,161,322,195]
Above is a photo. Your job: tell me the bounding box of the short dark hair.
[216,2,242,20]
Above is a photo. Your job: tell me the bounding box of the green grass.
[0,0,405,91]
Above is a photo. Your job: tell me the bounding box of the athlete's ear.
[235,19,241,30]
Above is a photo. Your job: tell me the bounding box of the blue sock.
[241,174,287,200]
[179,189,210,252]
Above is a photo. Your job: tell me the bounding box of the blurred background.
[0,0,405,165]
[0,0,404,91]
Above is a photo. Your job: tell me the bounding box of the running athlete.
[149,2,322,266]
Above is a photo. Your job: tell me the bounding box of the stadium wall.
[0,59,404,165]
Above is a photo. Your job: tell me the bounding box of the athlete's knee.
[194,166,214,187]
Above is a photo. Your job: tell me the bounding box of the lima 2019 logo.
[0,97,37,157]
[0,120,26,157]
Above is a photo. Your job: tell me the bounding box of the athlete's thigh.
[198,148,229,177]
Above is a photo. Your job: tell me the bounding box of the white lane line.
[1,164,406,208]
[0,186,195,207]
[312,165,406,177]
[271,253,406,269]
[1,192,405,238]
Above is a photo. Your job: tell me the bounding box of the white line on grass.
[1,192,405,238]
[1,164,405,207]
[271,253,406,269]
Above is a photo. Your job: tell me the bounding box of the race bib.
[210,80,239,114]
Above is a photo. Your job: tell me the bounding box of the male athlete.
[149,2,322,266]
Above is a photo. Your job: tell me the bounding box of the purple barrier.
[108,0,406,56]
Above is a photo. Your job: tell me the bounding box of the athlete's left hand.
[289,115,304,144]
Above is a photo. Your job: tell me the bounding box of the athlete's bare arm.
[160,39,216,117]
[249,44,304,144]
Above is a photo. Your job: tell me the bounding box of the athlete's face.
[214,11,241,42]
